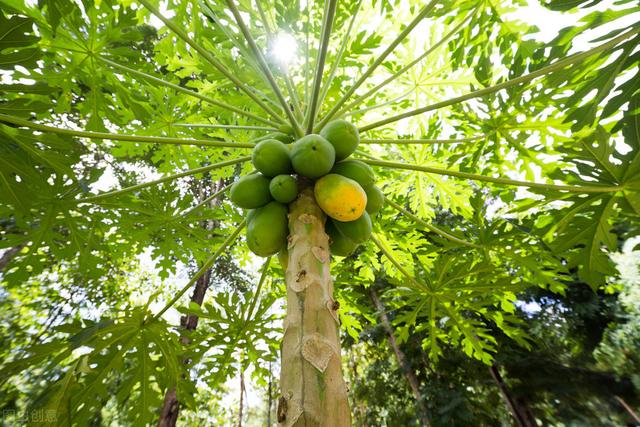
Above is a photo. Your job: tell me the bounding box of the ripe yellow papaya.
[314,174,367,221]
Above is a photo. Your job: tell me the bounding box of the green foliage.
[595,237,640,389]
[3,305,181,425]
[342,266,640,425]
[0,0,639,424]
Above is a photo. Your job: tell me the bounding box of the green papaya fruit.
[252,139,292,177]
[326,220,358,257]
[332,211,372,243]
[269,174,298,204]
[246,201,288,257]
[252,132,294,144]
[230,174,272,209]
[278,124,294,135]
[331,159,374,188]
[290,134,335,178]
[319,119,359,161]
[363,184,384,214]
[277,246,289,270]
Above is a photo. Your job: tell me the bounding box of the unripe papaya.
[290,134,335,178]
[252,139,292,177]
[363,184,384,214]
[314,174,367,221]
[272,132,295,144]
[331,160,374,188]
[277,246,289,270]
[278,124,294,135]
[253,132,294,144]
[230,174,272,209]
[270,174,298,204]
[326,220,358,257]
[319,119,359,161]
[332,211,372,243]
[246,201,288,257]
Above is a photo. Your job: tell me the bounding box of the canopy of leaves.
[0,0,638,424]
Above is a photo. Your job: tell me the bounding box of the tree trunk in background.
[0,244,25,273]
[278,188,351,426]
[157,388,179,427]
[238,364,245,427]
[157,179,222,426]
[157,269,212,427]
[348,349,369,427]
[267,363,273,427]
[489,365,537,427]
[369,288,431,426]
[615,395,640,424]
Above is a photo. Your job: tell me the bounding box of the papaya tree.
[0,0,639,425]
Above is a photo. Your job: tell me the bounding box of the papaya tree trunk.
[278,188,351,426]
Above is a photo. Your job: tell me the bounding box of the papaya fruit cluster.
[229,119,383,258]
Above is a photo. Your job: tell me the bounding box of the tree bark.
[238,364,245,427]
[489,364,537,427]
[369,288,431,426]
[268,363,273,427]
[157,179,222,426]
[278,188,351,426]
[615,395,640,424]
[157,388,180,427]
[348,349,368,427]
[0,244,25,273]
[180,269,212,331]
[157,269,212,427]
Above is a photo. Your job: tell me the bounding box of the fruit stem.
[304,0,338,134]
[315,0,363,116]
[254,0,306,123]
[173,123,278,132]
[334,5,478,119]
[224,0,305,138]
